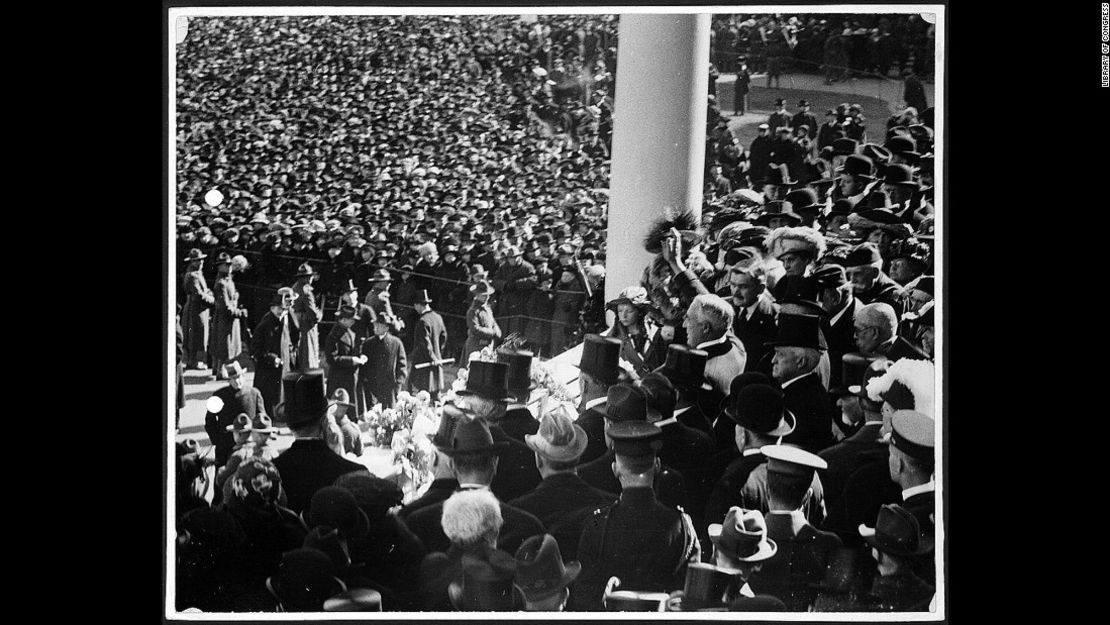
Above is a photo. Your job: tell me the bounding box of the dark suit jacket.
[732,297,777,374]
[498,405,539,443]
[402,488,545,556]
[818,422,886,508]
[575,402,609,466]
[656,414,715,479]
[272,438,370,515]
[359,332,407,408]
[399,477,459,520]
[577,449,689,512]
[779,372,838,454]
[410,309,447,393]
[752,511,844,611]
[508,472,617,560]
[875,336,931,362]
[822,297,862,390]
[703,450,769,533]
[902,488,937,586]
[488,423,543,503]
[823,449,902,545]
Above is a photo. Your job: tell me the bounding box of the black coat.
[498,405,539,444]
[751,511,844,611]
[577,449,689,512]
[271,439,370,515]
[779,372,838,454]
[399,477,459,520]
[655,415,715,479]
[822,297,862,390]
[250,310,299,417]
[818,422,886,508]
[575,402,609,466]
[323,323,361,400]
[402,488,545,556]
[876,336,931,362]
[488,423,544,503]
[508,472,617,560]
[702,451,769,535]
[345,513,428,610]
[358,332,407,409]
[570,487,700,611]
[205,384,267,468]
[732,297,777,374]
[822,449,902,546]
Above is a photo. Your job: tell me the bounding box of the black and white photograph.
[167,4,944,617]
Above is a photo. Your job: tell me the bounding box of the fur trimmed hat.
[765,226,827,261]
[441,488,504,546]
[643,207,702,254]
[865,358,935,418]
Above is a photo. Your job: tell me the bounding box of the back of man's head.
[766,471,813,512]
[451,452,499,485]
[441,488,503,549]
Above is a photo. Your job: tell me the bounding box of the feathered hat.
[764,226,827,261]
[865,358,935,419]
[643,207,702,254]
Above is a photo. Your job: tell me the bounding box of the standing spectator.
[358,311,408,410]
[323,305,365,402]
[791,100,819,141]
[292,263,323,371]
[492,246,538,337]
[251,287,301,419]
[524,271,556,357]
[748,124,774,188]
[182,248,215,371]
[410,289,448,402]
[210,252,248,378]
[902,67,928,116]
[733,56,751,116]
[464,281,502,359]
[768,99,792,135]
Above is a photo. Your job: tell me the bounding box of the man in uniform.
[323,304,365,404]
[291,262,323,371]
[358,311,407,409]
[251,287,300,419]
[204,361,267,469]
[410,289,448,402]
[181,248,215,370]
[571,420,701,611]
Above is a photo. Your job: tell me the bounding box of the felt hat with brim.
[811,264,848,289]
[858,503,934,558]
[513,534,582,602]
[448,552,526,611]
[842,242,884,268]
[718,371,775,413]
[881,163,921,189]
[654,344,712,392]
[496,348,537,397]
[708,507,779,563]
[860,143,893,164]
[755,201,804,227]
[525,413,589,462]
[274,370,329,428]
[724,384,795,436]
[603,383,651,423]
[214,251,232,267]
[222,361,246,379]
[438,410,510,457]
[831,137,859,156]
[266,548,347,611]
[836,154,874,179]
[430,402,467,448]
[373,311,399,327]
[884,135,921,160]
[765,313,825,350]
[469,280,495,296]
[669,562,745,611]
[574,334,623,384]
[457,360,512,401]
[304,486,371,541]
[183,248,208,262]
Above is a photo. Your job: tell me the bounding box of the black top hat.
[275,370,330,428]
[858,504,934,558]
[413,289,433,304]
[458,360,512,401]
[836,154,874,179]
[266,548,345,611]
[655,344,711,392]
[762,164,797,187]
[576,334,623,384]
[514,534,582,602]
[724,383,795,436]
[775,276,825,317]
[438,409,510,457]
[496,348,535,398]
[672,562,745,611]
[831,137,859,156]
[765,314,825,350]
[604,383,650,422]
[831,352,878,396]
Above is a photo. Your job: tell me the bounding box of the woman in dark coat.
[210,253,248,378]
[181,249,215,369]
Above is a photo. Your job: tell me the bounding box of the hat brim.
[525,425,589,463]
[519,561,582,602]
[859,524,935,557]
[724,408,796,437]
[437,440,511,457]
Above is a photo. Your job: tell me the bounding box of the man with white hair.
[841,243,904,316]
[768,314,838,454]
[413,240,441,299]
[683,294,747,397]
[853,302,929,362]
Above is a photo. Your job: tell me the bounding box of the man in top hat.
[854,302,928,361]
[464,280,501,359]
[650,344,716,438]
[767,314,838,453]
[843,244,907,318]
[571,420,701,611]
[357,310,407,409]
[410,289,448,402]
[324,305,366,403]
[743,444,842,611]
[574,333,626,465]
[181,248,216,370]
[272,371,370,515]
[857,503,935,611]
[403,413,545,556]
[492,245,538,337]
[510,405,616,561]
[204,361,268,470]
[291,263,323,371]
[683,294,747,399]
[337,279,378,346]
[515,533,581,611]
[363,268,397,323]
[251,287,301,418]
[639,372,715,487]
[496,348,541,443]
[818,354,890,507]
[814,264,863,391]
[704,383,798,536]
[768,98,792,136]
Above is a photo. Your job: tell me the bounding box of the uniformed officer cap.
[890,410,935,462]
[608,420,663,458]
[760,444,827,481]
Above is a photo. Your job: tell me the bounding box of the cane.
[414,358,455,370]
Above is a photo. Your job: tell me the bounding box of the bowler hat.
[438,410,509,457]
[858,503,934,558]
[457,360,512,401]
[708,507,778,563]
[275,370,330,428]
[765,313,825,350]
[575,334,623,384]
[885,135,921,160]
[496,348,536,398]
[412,289,433,304]
[882,163,920,188]
[654,344,712,392]
[448,551,525,611]
[724,384,795,436]
[514,534,582,602]
[831,137,859,156]
[836,154,874,179]
[719,371,775,414]
[669,562,744,611]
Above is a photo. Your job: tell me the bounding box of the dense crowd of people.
[175,13,939,615]
[710,13,936,82]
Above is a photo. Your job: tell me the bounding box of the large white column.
[605,13,711,305]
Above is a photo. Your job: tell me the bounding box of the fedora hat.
[836,154,874,179]
[448,551,525,611]
[183,248,208,263]
[709,507,779,563]
[225,412,253,434]
[574,334,623,384]
[669,562,745,611]
[859,503,934,558]
[765,313,825,350]
[305,486,371,541]
[458,360,512,401]
[430,402,466,448]
[496,348,536,398]
[222,361,246,379]
[274,370,330,428]
[884,135,921,160]
[295,262,316,277]
[469,280,495,296]
[514,534,582,602]
[413,289,433,304]
[525,404,588,462]
[438,410,509,457]
[881,163,920,189]
[724,384,795,436]
[654,344,712,392]
[265,548,347,611]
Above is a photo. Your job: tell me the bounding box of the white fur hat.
[865,358,935,418]
[441,489,503,545]
[765,226,827,261]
